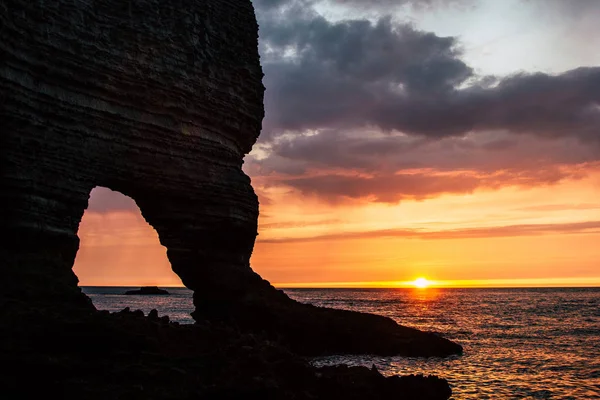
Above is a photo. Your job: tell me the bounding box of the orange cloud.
[258,220,600,244]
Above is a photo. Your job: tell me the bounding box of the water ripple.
[83,286,600,399]
[289,288,600,399]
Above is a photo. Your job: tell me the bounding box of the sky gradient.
[74,0,600,287]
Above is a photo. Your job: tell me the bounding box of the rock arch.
[74,187,183,288]
[1,0,266,313]
[1,0,461,358]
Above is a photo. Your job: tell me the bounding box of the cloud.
[259,14,476,138]
[268,163,588,203]
[255,0,600,142]
[260,218,341,229]
[258,220,600,243]
[514,203,600,213]
[243,0,600,203]
[248,129,598,202]
[525,0,600,18]
[253,0,476,11]
[259,130,596,173]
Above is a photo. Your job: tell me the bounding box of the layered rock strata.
[0,0,461,360]
[1,0,263,307]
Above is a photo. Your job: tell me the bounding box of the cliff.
[0,0,459,398]
[1,0,263,306]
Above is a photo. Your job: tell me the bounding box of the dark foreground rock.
[0,302,453,400]
[192,280,463,357]
[125,286,170,295]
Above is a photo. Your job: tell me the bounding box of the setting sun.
[413,277,431,289]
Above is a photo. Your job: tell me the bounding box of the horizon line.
[80,277,600,289]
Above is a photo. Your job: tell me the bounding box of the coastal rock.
[317,365,453,399]
[0,306,453,399]
[0,0,461,359]
[1,0,263,308]
[0,0,459,398]
[125,287,170,295]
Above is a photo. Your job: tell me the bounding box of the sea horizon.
[80,284,600,289]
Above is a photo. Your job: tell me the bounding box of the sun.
[412,277,430,289]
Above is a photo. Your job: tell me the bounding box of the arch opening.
[74,187,193,323]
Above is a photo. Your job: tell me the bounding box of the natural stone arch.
[1,0,462,358]
[0,0,266,313]
[74,186,182,288]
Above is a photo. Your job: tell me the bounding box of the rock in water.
[125,287,169,295]
[0,0,461,358]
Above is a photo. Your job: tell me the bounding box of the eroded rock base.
[0,302,452,400]
[192,274,463,357]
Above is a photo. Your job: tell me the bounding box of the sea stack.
[125,287,170,295]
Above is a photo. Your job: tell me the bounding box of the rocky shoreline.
[0,301,454,399]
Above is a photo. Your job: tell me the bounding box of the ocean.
[82,287,600,399]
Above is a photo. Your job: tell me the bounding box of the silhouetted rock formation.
[1,0,459,398]
[0,305,453,399]
[125,286,170,295]
[1,0,263,309]
[0,0,460,360]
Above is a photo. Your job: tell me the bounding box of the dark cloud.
[253,0,476,11]
[254,0,600,142]
[277,171,481,202]
[258,220,600,243]
[253,0,293,9]
[260,130,597,173]
[326,0,477,12]
[258,11,476,137]
[269,164,586,203]
[246,130,598,202]
[245,0,600,203]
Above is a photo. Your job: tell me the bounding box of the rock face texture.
[1,0,263,307]
[0,0,461,360]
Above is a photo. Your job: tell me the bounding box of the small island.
[124,286,170,295]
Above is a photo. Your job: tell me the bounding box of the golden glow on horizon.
[78,277,600,288]
[73,171,600,288]
[413,277,431,288]
[272,277,600,289]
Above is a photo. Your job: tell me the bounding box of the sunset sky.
[74,0,600,288]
